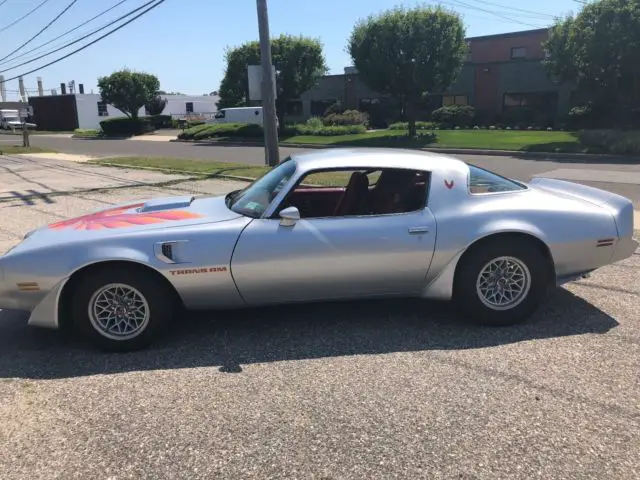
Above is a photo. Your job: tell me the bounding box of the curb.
[169,138,640,163]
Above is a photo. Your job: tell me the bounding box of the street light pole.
[256,0,280,166]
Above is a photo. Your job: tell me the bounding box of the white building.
[78,94,220,130]
[31,93,220,130]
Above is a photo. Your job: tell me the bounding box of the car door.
[230,206,437,306]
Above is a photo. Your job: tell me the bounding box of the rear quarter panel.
[423,170,618,298]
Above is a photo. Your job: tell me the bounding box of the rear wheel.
[70,266,175,351]
[454,239,551,326]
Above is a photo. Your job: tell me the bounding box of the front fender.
[26,246,158,329]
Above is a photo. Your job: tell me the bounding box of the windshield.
[226,158,297,218]
[214,110,225,119]
[5,116,19,122]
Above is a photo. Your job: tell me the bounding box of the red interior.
[280,170,429,218]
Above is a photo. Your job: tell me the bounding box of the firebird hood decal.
[47,203,203,231]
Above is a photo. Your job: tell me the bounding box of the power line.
[0,0,79,64]
[0,0,130,66]
[0,0,53,35]
[1,0,166,83]
[0,0,162,74]
[0,0,9,8]
[440,0,548,29]
[461,0,557,20]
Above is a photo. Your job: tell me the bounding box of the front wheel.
[70,266,175,351]
[453,240,551,326]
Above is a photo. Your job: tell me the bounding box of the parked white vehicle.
[207,106,278,127]
[0,109,36,130]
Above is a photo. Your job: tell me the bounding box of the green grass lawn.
[94,156,365,186]
[94,156,270,178]
[280,129,582,152]
[0,145,55,155]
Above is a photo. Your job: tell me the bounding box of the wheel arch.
[57,260,184,332]
[454,231,556,289]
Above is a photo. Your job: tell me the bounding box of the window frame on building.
[97,101,109,117]
[185,102,194,113]
[442,94,468,106]
[510,46,527,59]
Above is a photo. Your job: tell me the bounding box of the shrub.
[146,114,172,129]
[99,116,154,136]
[431,105,475,128]
[177,122,366,140]
[305,116,324,129]
[578,129,640,155]
[567,104,600,130]
[286,124,366,136]
[381,131,438,144]
[323,109,369,127]
[324,102,345,116]
[388,121,438,130]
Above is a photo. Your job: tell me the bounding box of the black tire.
[453,239,551,326]
[70,265,175,352]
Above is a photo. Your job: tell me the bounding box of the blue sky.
[0,0,583,99]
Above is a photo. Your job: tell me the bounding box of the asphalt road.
[0,155,639,479]
[3,133,640,207]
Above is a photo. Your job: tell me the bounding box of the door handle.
[408,226,429,234]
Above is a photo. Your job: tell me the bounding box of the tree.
[347,5,467,136]
[97,69,160,120]
[543,0,640,127]
[217,34,328,126]
[145,95,167,115]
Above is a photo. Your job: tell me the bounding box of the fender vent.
[160,242,174,260]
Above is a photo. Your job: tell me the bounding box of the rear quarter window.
[468,165,527,194]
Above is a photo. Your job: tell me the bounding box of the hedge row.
[578,130,640,155]
[99,114,173,136]
[177,122,366,141]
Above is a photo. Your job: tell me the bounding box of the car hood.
[14,194,243,250]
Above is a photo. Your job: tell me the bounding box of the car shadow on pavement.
[0,287,619,380]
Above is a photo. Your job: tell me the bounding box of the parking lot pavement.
[0,162,639,479]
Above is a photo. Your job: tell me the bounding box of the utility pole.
[256,0,279,166]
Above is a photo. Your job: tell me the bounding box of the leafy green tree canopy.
[217,34,328,123]
[348,4,467,136]
[543,0,640,125]
[97,69,160,120]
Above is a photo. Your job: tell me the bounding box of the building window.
[97,102,108,117]
[511,47,527,59]
[503,92,556,108]
[442,95,468,106]
[310,100,336,116]
[185,102,194,113]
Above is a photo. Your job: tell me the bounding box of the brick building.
[288,28,572,126]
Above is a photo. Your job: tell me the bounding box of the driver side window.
[277,167,429,219]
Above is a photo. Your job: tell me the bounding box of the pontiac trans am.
[0,148,637,351]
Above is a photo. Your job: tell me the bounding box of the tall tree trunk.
[405,99,417,137]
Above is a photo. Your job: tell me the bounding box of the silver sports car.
[0,148,637,351]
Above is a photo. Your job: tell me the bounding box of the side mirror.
[279,206,300,227]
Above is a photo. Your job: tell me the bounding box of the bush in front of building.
[431,105,476,129]
[146,114,172,129]
[578,129,640,156]
[177,122,366,141]
[289,124,366,136]
[99,117,155,136]
[322,109,369,127]
[388,121,438,131]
